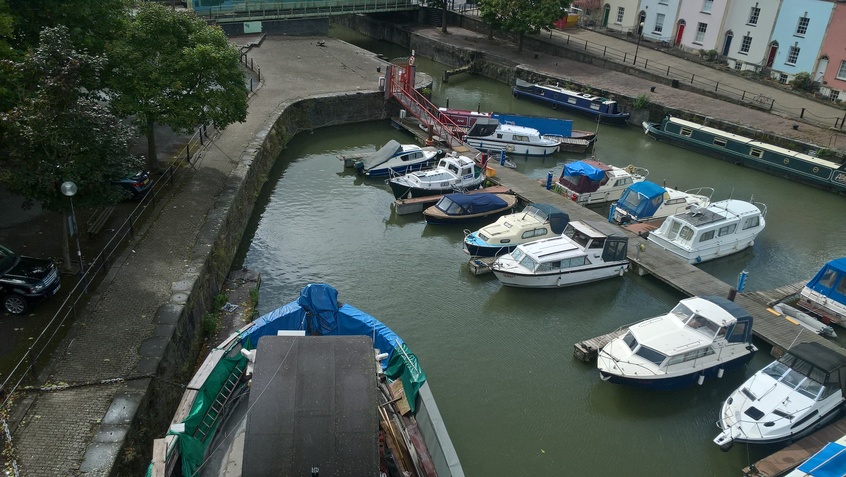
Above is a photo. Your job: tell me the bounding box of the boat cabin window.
[563,256,589,268]
[670,302,695,322]
[819,269,839,288]
[602,239,628,262]
[589,238,604,249]
[713,138,727,147]
[496,133,504,139]
[461,166,473,176]
[623,331,638,351]
[666,220,682,239]
[750,148,764,158]
[513,135,529,143]
[404,152,422,162]
[765,355,834,401]
[435,197,466,215]
[566,229,591,248]
[666,347,716,366]
[686,314,722,338]
[680,128,693,137]
[679,226,695,241]
[615,177,634,187]
[498,239,511,244]
[521,228,548,240]
[635,345,667,366]
[742,216,760,230]
[664,197,685,206]
[699,230,715,242]
[567,97,577,104]
[448,163,459,174]
[718,224,737,236]
[512,249,539,271]
[589,103,601,111]
[536,261,561,272]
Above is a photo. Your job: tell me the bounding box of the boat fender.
[717,368,725,378]
[695,256,702,263]
[697,374,705,385]
[618,267,625,277]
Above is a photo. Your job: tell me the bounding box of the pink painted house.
[818,1,846,102]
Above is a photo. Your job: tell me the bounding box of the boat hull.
[389,181,484,200]
[364,159,437,177]
[492,262,628,288]
[464,138,558,156]
[462,242,516,257]
[599,352,755,391]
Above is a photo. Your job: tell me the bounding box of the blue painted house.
[768,0,833,83]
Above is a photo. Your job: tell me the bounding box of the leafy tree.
[427,0,449,33]
[791,72,816,93]
[479,0,570,53]
[0,0,18,112]
[5,0,128,55]
[108,3,248,172]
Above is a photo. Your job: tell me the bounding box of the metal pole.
[69,197,84,276]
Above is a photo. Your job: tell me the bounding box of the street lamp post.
[633,22,645,65]
[61,181,85,276]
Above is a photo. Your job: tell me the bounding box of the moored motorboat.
[148,283,464,477]
[798,257,846,327]
[773,303,837,338]
[423,192,518,225]
[388,152,487,199]
[645,198,767,264]
[608,181,714,225]
[597,295,757,390]
[512,79,631,125]
[490,220,628,288]
[353,140,443,177]
[554,159,648,205]
[463,203,570,257]
[714,342,846,451]
[463,118,559,156]
[643,115,846,194]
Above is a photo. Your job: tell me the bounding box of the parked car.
[115,170,152,199]
[0,244,61,314]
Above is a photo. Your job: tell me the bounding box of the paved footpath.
[9,36,386,476]
[7,23,845,477]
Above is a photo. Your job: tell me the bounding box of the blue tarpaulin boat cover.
[617,181,666,218]
[806,258,846,308]
[797,441,846,477]
[437,193,509,215]
[563,161,606,181]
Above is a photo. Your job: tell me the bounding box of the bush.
[633,94,650,109]
[791,72,816,92]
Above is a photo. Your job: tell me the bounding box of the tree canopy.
[0,26,139,211]
[108,3,248,171]
[479,0,570,52]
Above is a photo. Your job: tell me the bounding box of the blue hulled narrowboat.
[511,79,630,125]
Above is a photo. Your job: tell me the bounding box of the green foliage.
[107,3,248,171]
[201,312,220,338]
[0,26,140,211]
[633,94,650,109]
[479,0,571,52]
[791,72,816,92]
[213,293,228,311]
[6,0,128,54]
[249,287,259,307]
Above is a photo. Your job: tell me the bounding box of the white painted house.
[720,0,781,72]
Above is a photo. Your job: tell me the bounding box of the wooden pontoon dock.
[742,417,846,477]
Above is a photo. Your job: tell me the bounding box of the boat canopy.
[465,117,500,138]
[806,258,846,307]
[701,295,754,343]
[617,181,666,217]
[782,342,846,395]
[563,161,607,181]
[358,139,403,171]
[435,193,509,216]
[525,203,570,234]
[796,441,846,477]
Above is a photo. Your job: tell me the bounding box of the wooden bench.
[86,206,115,238]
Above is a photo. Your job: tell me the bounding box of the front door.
[766,43,778,67]
[675,21,685,45]
[815,57,829,82]
[722,32,733,56]
[602,5,610,27]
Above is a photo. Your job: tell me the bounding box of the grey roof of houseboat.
[243,335,378,477]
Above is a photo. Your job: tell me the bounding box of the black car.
[116,171,153,199]
[0,244,61,314]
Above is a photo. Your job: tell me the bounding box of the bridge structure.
[189,0,422,23]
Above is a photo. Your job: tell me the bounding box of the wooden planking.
[743,280,807,307]
[742,417,846,477]
[574,328,629,362]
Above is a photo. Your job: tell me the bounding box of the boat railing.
[624,164,649,178]
[683,186,715,200]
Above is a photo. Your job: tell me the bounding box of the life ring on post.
[408,56,415,66]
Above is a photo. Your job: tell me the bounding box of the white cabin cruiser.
[388,152,487,200]
[646,198,766,264]
[597,295,757,390]
[608,181,713,225]
[555,159,648,205]
[354,140,442,177]
[490,220,628,288]
[714,342,846,451]
[462,203,570,257]
[464,118,559,156]
[798,257,846,327]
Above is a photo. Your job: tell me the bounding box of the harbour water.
[231,28,846,476]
